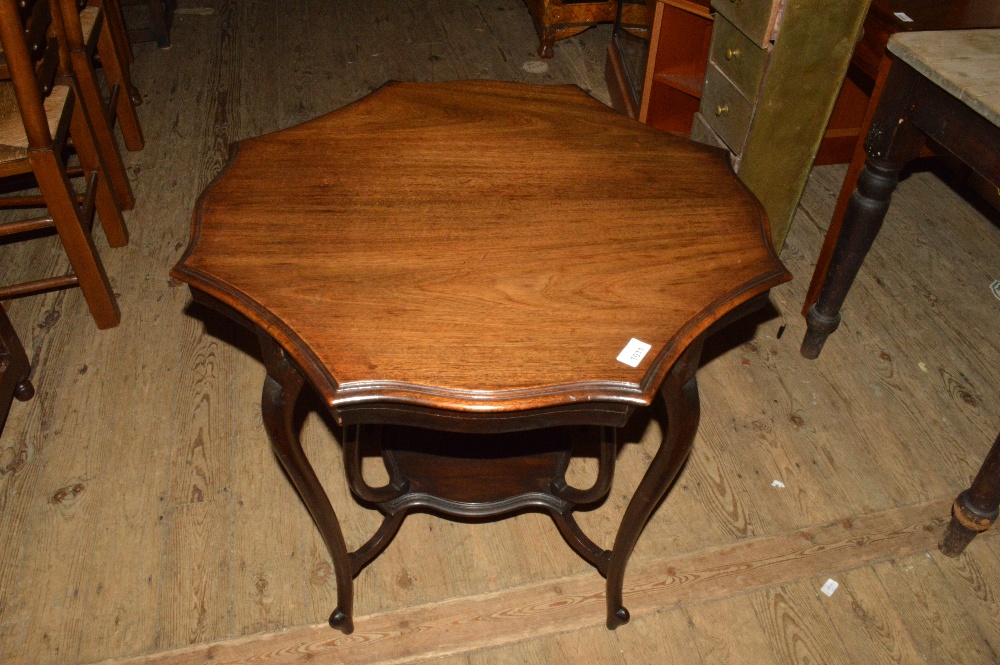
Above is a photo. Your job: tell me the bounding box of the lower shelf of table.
[363,424,611,517]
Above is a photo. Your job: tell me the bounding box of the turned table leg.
[605,337,703,629]
[800,59,925,359]
[940,432,1000,557]
[800,156,902,358]
[257,333,355,634]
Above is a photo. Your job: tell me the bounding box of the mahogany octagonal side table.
[171,80,791,635]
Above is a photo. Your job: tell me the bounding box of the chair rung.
[67,165,85,178]
[107,84,121,124]
[0,193,86,206]
[0,215,56,236]
[0,274,79,299]
[0,195,47,207]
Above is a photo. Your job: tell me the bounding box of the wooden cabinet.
[638,1,713,135]
[605,0,711,132]
[690,0,870,250]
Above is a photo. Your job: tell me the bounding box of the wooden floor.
[2,1,999,663]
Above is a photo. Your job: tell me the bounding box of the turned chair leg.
[66,19,137,210]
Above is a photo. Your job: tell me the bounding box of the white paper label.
[616,338,651,367]
[771,479,786,489]
[820,579,839,597]
[894,11,914,22]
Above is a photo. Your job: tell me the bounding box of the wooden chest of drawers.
[691,0,870,250]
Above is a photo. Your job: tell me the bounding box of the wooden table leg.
[802,55,895,317]
[256,332,355,634]
[800,155,903,358]
[605,336,703,629]
[801,60,925,359]
[940,432,1000,557]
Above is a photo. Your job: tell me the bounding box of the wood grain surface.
[174,79,789,415]
[86,498,989,665]
[0,1,998,664]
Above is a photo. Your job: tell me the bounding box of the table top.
[172,80,789,416]
[872,0,1000,33]
[889,29,1000,127]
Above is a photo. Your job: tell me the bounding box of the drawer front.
[709,15,768,99]
[711,0,781,48]
[700,64,754,154]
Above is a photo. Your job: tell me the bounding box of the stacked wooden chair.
[0,0,135,328]
[55,0,144,210]
[67,0,143,149]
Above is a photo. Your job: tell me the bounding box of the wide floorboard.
[1,2,998,664]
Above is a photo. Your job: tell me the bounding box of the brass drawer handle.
[725,47,740,61]
[715,104,730,117]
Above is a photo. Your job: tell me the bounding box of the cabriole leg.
[257,333,355,634]
[605,338,703,629]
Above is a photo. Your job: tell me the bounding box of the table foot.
[537,29,555,59]
[939,433,1000,557]
[607,606,630,630]
[605,339,703,629]
[329,609,353,634]
[800,306,840,359]
[939,499,989,557]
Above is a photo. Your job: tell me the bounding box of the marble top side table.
[798,30,1000,557]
